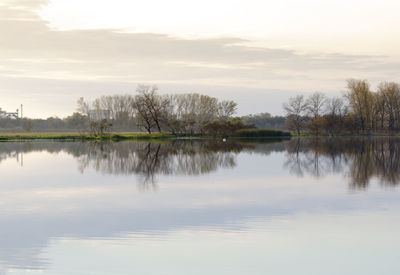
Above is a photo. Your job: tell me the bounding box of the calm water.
[0,138,399,275]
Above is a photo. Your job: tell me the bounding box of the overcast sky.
[1,0,400,118]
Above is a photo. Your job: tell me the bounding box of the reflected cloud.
[1,138,400,272]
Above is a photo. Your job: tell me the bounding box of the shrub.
[234,129,291,137]
[202,119,255,136]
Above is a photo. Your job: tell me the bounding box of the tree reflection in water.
[75,141,249,189]
[2,137,400,272]
[284,137,400,189]
[2,138,400,189]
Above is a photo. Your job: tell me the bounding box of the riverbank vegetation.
[0,132,176,141]
[3,79,397,138]
[284,79,400,136]
[74,85,288,137]
[1,85,285,137]
[76,85,242,136]
[0,131,291,141]
[235,129,290,137]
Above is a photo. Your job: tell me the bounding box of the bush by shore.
[234,129,291,137]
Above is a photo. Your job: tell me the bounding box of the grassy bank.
[2,131,398,141]
[0,129,292,141]
[289,132,400,137]
[0,132,175,141]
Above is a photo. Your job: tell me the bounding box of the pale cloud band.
[0,0,399,117]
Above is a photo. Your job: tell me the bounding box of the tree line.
[0,84,285,134]
[0,114,91,133]
[4,79,397,136]
[284,79,400,135]
[240,112,286,130]
[77,85,246,136]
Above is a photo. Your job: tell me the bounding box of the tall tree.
[307,92,326,118]
[283,95,308,135]
[135,85,170,133]
[346,79,373,133]
[132,94,156,134]
[378,82,400,132]
[324,97,346,136]
[218,100,237,122]
[307,92,327,135]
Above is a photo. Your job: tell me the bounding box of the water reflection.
[0,139,281,272]
[2,138,400,189]
[284,138,400,189]
[0,140,286,188]
[0,138,400,274]
[76,141,247,188]
[73,137,400,188]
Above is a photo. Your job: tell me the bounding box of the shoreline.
[0,133,175,141]
[0,132,398,142]
[0,132,292,141]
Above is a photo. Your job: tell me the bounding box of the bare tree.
[132,94,156,134]
[307,92,327,135]
[218,100,237,121]
[76,97,112,136]
[135,85,170,133]
[98,95,135,130]
[378,82,400,132]
[77,97,90,116]
[166,93,221,134]
[197,94,219,133]
[307,92,327,118]
[283,95,308,135]
[346,79,373,132]
[76,86,238,135]
[324,97,346,136]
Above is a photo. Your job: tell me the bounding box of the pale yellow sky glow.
[1,0,400,117]
[40,0,400,55]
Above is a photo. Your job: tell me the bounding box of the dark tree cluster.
[240,113,286,130]
[283,79,400,135]
[0,113,89,133]
[77,85,239,135]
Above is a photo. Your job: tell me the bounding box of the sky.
[1,0,400,118]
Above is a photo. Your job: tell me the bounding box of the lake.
[0,138,399,275]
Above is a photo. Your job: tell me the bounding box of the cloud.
[3,0,49,10]
[0,0,399,117]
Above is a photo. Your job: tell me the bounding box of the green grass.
[0,130,294,141]
[110,133,175,140]
[289,132,398,137]
[0,132,175,141]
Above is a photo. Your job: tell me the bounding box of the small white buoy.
[222,138,227,142]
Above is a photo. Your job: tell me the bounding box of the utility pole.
[20,104,23,118]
